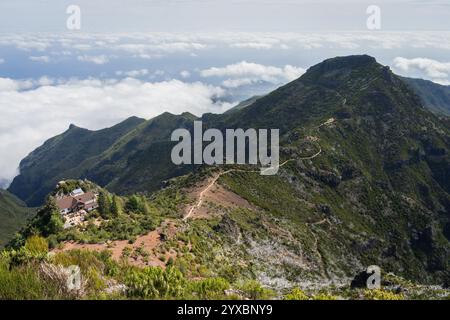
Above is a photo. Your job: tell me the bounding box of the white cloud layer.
[393,57,450,85]
[115,69,149,77]
[201,61,305,88]
[0,77,232,184]
[180,70,191,78]
[77,54,111,64]
[29,55,50,63]
[2,32,450,61]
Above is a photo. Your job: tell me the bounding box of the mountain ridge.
[8,116,146,206]
[8,55,450,207]
[6,55,450,286]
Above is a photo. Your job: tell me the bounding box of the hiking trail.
[183,118,334,221]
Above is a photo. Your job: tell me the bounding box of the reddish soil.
[53,220,181,268]
[184,177,255,220]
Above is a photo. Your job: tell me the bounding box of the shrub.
[284,288,309,300]
[122,247,132,259]
[364,289,404,300]
[125,266,185,299]
[312,293,339,300]
[49,249,120,295]
[7,248,44,266]
[238,280,275,300]
[188,278,230,299]
[0,256,61,299]
[166,257,174,267]
[25,236,49,256]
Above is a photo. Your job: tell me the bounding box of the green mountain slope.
[8,113,201,207]
[0,189,35,247]
[84,112,197,195]
[8,116,145,206]
[8,55,450,288]
[219,71,450,120]
[10,57,450,209]
[224,95,264,114]
[402,77,450,116]
[199,55,450,284]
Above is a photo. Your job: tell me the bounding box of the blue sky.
[0,1,449,187]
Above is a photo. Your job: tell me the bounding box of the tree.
[46,212,64,235]
[125,195,140,213]
[111,195,122,217]
[40,199,63,236]
[140,195,151,215]
[13,198,63,241]
[98,191,112,218]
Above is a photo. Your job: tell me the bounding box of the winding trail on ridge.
[183,119,333,221]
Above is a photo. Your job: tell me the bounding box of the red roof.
[56,192,97,211]
[56,196,77,211]
[74,192,96,204]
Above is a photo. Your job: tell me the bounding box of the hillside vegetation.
[402,77,450,116]
[3,55,450,299]
[0,190,35,247]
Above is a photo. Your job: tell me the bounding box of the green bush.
[125,266,185,299]
[25,236,48,256]
[237,280,275,300]
[188,277,230,299]
[284,288,309,300]
[312,293,339,300]
[0,255,61,299]
[364,289,404,300]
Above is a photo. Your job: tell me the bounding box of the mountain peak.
[65,123,90,135]
[180,112,198,120]
[123,116,145,123]
[323,54,376,65]
[302,54,379,77]
[311,55,378,72]
[296,54,389,89]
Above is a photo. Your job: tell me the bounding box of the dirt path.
[53,221,180,268]
[183,157,302,221]
[183,119,333,221]
[183,169,233,221]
